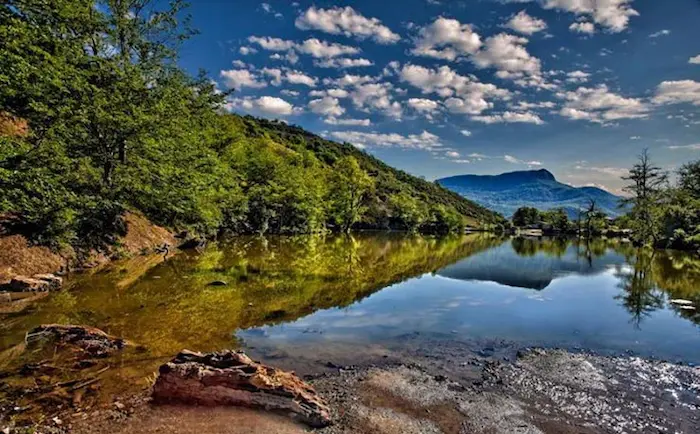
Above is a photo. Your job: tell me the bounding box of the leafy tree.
[541,207,569,232]
[622,150,668,245]
[678,160,700,197]
[329,156,374,233]
[389,192,427,232]
[512,207,540,227]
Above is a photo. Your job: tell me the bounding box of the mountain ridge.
[437,169,624,218]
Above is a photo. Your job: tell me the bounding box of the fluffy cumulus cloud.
[226,96,300,116]
[411,17,482,61]
[558,85,650,123]
[460,129,472,137]
[308,96,345,116]
[220,69,266,89]
[569,21,595,34]
[504,10,547,35]
[314,58,374,69]
[542,0,639,33]
[653,80,700,106]
[295,6,400,44]
[407,98,440,112]
[472,111,545,125]
[329,130,443,150]
[247,36,360,59]
[399,64,510,115]
[285,70,317,87]
[322,75,402,119]
[689,55,700,65]
[472,33,541,77]
[566,70,590,83]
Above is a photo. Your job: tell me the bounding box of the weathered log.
[152,350,332,428]
[25,324,128,358]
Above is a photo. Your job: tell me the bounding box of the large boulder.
[25,324,128,358]
[152,350,332,428]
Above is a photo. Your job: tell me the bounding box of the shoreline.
[9,339,699,434]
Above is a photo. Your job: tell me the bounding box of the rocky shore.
[5,333,698,434]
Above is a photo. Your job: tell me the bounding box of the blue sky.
[177,0,700,194]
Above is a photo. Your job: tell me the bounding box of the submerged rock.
[25,324,128,358]
[152,349,332,428]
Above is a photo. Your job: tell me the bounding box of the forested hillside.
[0,0,501,251]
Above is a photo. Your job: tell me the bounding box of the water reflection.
[2,234,700,373]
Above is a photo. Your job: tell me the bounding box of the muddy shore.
[8,338,698,434]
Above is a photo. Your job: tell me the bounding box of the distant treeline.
[0,1,502,250]
[509,151,700,251]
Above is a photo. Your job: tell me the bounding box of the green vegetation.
[0,0,501,250]
[621,151,700,251]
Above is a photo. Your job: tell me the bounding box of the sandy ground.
[22,340,697,434]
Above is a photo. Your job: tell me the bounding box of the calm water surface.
[2,234,700,395]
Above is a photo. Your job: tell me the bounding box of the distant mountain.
[437,169,624,218]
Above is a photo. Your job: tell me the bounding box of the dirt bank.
[17,343,698,434]
[0,212,175,285]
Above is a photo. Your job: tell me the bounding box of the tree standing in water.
[622,149,668,246]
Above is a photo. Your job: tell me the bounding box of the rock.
[4,273,62,292]
[207,280,228,286]
[8,276,51,292]
[34,273,63,291]
[152,349,331,428]
[669,299,694,306]
[25,324,128,358]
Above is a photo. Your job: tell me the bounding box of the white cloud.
[324,117,371,126]
[297,38,360,58]
[280,89,300,97]
[261,67,283,86]
[248,36,296,51]
[649,29,671,38]
[569,21,595,34]
[573,164,628,177]
[504,154,542,165]
[295,6,400,44]
[407,98,440,112]
[471,111,545,125]
[460,129,472,137]
[446,151,461,158]
[653,80,700,106]
[308,96,345,116]
[509,100,556,110]
[471,33,542,79]
[239,46,258,55]
[399,64,510,115]
[248,36,360,59]
[558,85,650,123]
[220,69,266,89]
[226,96,300,116]
[504,10,547,35]
[285,70,317,87]
[314,58,374,69]
[543,0,638,33]
[566,70,590,83]
[690,55,700,65]
[231,60,248,68]
[668,143,700,150]
[411,17,482,61]
[330,130,442,150]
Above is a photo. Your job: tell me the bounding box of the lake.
[1,234,700,399]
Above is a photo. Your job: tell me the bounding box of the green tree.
[541,207,569,232]
[329,156,374,233]
[622,150,667,245]
[512,207,540,227]
[389,192,427,232]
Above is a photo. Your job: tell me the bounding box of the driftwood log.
[152,350,332,428]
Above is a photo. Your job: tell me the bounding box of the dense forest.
[0,0,502,252]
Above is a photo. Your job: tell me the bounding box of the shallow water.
[1,234,700,400]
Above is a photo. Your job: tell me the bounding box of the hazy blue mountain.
[437,169,624,218]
